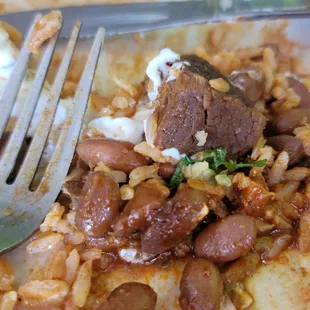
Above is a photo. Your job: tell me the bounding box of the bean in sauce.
[76,171,121,237]
[179,259,224,310]
[113,179,170,236]
[141,185,209,255]
[194,214,257,264]
[77,138,148,174]
[267,135,305,165]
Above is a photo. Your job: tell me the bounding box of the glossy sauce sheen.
[76,171,121,237]
[194,214,257,263]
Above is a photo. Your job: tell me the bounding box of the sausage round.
[76,171,121,237]
[179,259,224,310]
[76,138,148,174]
[267,135,305,165]
[194,214,257,263]
[98,282,157,310]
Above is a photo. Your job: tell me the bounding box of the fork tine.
[0,14,41,137]
[38,28,105,195]
[14,22,81,188]
[0,32,60,181]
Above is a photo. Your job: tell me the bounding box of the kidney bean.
[179,259,224,310]
[287,75,310,109]
[98,282,157,310]
[76,171,121,237]
[113,179,169,236]
[267,135,305,165]
[76,138,148,174]
[230,66,265,106]
[194,214,257,263]
[141,185,209,255]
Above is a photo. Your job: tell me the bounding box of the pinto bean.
[76,138,148,174]
[76,171,121,237]
[141,185,209,255]
[267,135,305,165]
[272,109,310,135]
[113,179,169,236]
[194,214,257,264]
[98,282,157,310]
[158,162,176,180]
[287,75,310,109]
[229,66,265,106]
[179,259,224,310]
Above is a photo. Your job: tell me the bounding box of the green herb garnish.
[168,155,193,189]
[168,148,267,189]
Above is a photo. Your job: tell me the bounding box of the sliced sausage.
[194,214,257,263]
[179,259,224,310]
[76,171,121,237]
[287,75,310,109]
[267,135,305,165]
[272,109,310,135]
[113,179,169,236]
[158,162,176,180]
[141,185,209,255]
[98,282,157,310]
[76,138,148,174]
[230,66,265,106]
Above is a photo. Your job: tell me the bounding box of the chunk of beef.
[153,55,266,159]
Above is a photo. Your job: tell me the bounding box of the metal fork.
[0,15,105,252]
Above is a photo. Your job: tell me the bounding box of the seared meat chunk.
[153,55,266,159]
